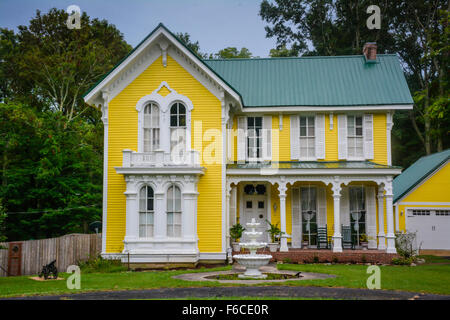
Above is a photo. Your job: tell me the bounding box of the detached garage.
[393,149,450,253]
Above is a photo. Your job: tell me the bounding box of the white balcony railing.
[122,149,200,168]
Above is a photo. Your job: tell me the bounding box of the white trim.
[84,26,243,108]
[241,105,414,113]
[393,160,449,205]
[399,202,450,206]
[199,253,227,260]
[100,92,109,255]
[386,112,394,165]
[136,81,194,154]
[227,168,402,176]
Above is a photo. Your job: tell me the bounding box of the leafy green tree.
[260,0,449,165]
[176,32,209,59]
[1,8,131,122]
[269,45,298,57]
[213,47,253,59]
[0,199,6,244]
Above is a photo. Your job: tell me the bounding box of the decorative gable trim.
[84,24,242,109]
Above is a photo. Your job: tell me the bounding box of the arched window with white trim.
[170,102,186,160]
[143,102,160,152]
[139,185,154,238]
[167,185,182,237]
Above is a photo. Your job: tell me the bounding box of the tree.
[0,199,6,244]
[0,102,102,240]
[1,8,131,122]
[260,0,449,164]
[175,32,208,59]
[213,47,253,59]
[269,45,298,57]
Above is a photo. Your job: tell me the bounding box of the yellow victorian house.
[84,24,414,264]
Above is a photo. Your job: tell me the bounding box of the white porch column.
[331,179,343,252]
[278,181,288,252]
[226,184,232,263]
[384,178,397,253]
[377,187,386,250]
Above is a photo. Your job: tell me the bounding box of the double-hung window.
[247,117,262,161]
[299,116,315,159]
[143,103,160,152]
[170,102,187,160]
[347,115,363,159]
[167,185,182,237]
[139,186,154,238]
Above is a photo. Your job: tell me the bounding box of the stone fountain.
[233,218,272,279]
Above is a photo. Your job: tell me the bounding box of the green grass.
[137,296,336,300]
[1,258,450,298]
[418,255,450,264]
[277,263,450,295]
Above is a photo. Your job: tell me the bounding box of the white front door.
[242,195,268,243]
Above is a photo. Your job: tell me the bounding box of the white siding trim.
[317,187,327,227]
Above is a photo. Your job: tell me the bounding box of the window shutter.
[291,187,302,248]
[262,115,272,161]
[365,186,377,249]
[290,115,300,160]
[340,186,350,226]
[364,114,374,159]
[338,115,347,159]
[317,187,327,227]
[315,114,326,159]
[237,116,247,162]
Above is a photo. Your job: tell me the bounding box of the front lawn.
[1,255,449,298]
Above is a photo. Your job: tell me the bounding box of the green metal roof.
[84,23,413,108]
[393,149,450,203]
[227,161,400,170]
[205,55,413,107]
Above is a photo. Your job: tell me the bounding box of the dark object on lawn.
[39,260,58,280]
[295,272,302,278]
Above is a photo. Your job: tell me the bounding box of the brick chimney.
[363,42,377,62]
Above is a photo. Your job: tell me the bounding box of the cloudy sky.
[0,0,279,57]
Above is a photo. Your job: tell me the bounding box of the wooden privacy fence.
[0,233,102,277]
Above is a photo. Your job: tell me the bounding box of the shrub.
[283,257,292,264]
[395,231,420,260]
[313,255,319,263]
[230,223,245,242]
[392,257,415,265]
[332,256,339,264]
[361,254,367,264]
[78,255,127,273]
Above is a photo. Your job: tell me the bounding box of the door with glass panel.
[247,117,262,161]
[301,187,317,247]
[242,184,267,243]
[349,186,366,246]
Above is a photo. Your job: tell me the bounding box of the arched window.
[143,102,160,152]
[139,186,154,238]
[170,102,186,159]
[167,185,182,237]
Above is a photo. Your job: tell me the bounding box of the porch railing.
[122,149,200,167]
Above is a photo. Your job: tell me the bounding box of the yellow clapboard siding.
[106,55,222,253]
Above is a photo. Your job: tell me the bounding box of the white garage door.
[406,209,450,250]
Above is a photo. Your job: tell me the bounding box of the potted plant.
[266,220,282,252]
[230,223,245,252]
[302,235,309,249]
[359,234,368,250]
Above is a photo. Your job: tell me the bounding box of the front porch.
[226,161,401,255]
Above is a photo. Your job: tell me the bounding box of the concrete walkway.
[4,286,449,300]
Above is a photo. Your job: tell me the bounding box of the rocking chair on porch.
[317,225,329,249]
[342,225,356,250]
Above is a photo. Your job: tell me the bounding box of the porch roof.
[227,161,400,170]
